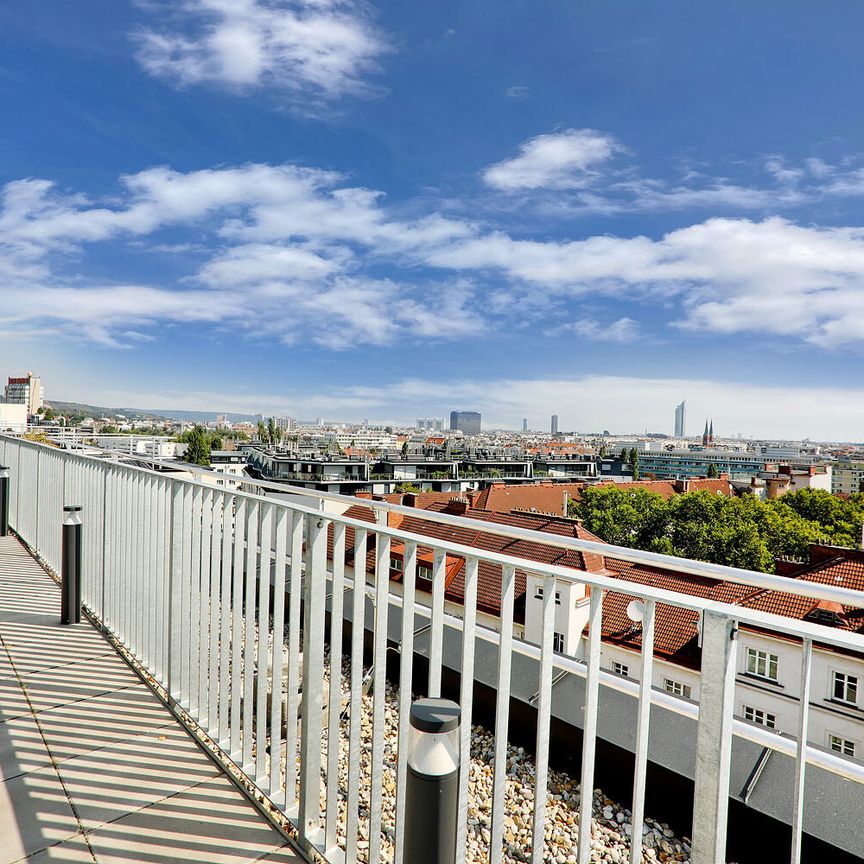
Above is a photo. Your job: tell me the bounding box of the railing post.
[166,482,183,700]
[691,610,738,864]
[298,513,327,847]
[0,466,9,537]
[404,698,460,864]
[61,505,83,625]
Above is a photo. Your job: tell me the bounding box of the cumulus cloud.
[6,159,864,351]
[133,0,388,103]
[482,129,621,191]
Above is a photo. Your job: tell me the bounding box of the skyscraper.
[551,414,559,435]
[449,411,481,435]
[522,418,528,432]
[674,400,686,437]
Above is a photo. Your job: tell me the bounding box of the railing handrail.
[5,434,864,631]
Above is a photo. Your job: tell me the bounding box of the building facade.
[449,410,481,435]
[4,373,43,416]
[674,400,686,437]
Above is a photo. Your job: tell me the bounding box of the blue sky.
[2,1,864,438]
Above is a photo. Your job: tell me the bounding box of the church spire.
[709,419,714,444]
[702,419,709,446]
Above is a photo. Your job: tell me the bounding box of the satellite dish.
[626,600,645,624]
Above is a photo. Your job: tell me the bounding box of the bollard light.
[0,466,9,537]
[61,505,82,625]
[403,697,460,864]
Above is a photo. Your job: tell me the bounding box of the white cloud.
[549,317,641,343]
[7,159,864,352]
[482,129,621,191]
[133,0,388,103]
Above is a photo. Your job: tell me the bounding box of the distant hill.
[46,400,259,424]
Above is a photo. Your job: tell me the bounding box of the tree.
[706,463,719,478]
[401,440,409,457]
[628,447,638,466]
[619,448,628,462]
[395,482,421,494]
[182,426,212,466]
[257,420,267,442]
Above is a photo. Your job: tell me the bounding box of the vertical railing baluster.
[229,498,247,760]
[299,514,328,846]
[578,589,604,864]
[691,611,738,864]
[218,492,234,747]
[394,540,418,864]
[455,556,479,864]
[206,490,223,737]
[325,522,347,854]
[345,527,368,863]
[270,506,289,807]
[532,573,556,864]
[630,599,656,864]
[368,522,391,864]
[242,500,260,770]
[490,563,516,864]
[256,502,274,789]
[429,547,446,698]
[791,638,813,864]
[284,510,305,813]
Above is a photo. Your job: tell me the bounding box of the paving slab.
[0,535,303,864]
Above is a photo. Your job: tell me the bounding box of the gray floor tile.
[0,768,80,863]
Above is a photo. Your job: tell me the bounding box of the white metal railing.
[2,434,864,864]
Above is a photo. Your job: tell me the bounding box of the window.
[417,565,432,580]
[743,706,776,729]
[534,586,544,599]
[829,735,856,758]
[390,558,403,572]
[664,679,692,699]
[554,591,561,606]
[833,672,858,705]
[612,662,629,677]
[553,632,565,652]
[746,648,779,682]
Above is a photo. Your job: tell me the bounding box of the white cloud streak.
[133,0,387,104]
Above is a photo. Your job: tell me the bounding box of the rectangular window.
[390,558,403,571]
[417,565,432,580]
[554,591,561,606]
[746,648,779,682]
[612,661,629,677]
[553,632,565,652]
[534,586,544,599]
[829,735,856,758]
[833,672,858,705]
[743,705,776,729]
[664,679,692,699]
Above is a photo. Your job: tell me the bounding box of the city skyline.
[3,4,864,439]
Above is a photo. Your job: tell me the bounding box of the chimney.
[404,492,418,507]
[675,478,690,493]
[447,498,469,516]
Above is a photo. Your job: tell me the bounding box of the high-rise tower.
[674,400,686,437]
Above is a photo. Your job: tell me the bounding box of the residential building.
[449,410,481,435]
[833,461,864,496]
[4,373,43,416]
[0,403,28,433]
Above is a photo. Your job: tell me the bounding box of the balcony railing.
[2,433,863,864]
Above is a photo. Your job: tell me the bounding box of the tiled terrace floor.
[0,536,301,864]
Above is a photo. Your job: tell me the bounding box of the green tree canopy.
[569,486,864,573]
[181,426,211,466]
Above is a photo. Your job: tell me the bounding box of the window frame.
[746,647,779,682]
[829,734,856,758]
[553,632,565,653]
[664,678,692,699]
[743,705,777,729]
[832,671,858,706]
[612,661,629,677]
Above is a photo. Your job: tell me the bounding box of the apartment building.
[832,461,864,496]
[4,373,43,416]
